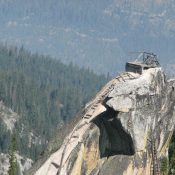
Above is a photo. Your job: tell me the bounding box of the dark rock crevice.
[94,107,135,158]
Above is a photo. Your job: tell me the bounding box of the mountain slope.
[0,0,174,75]
[0,44,107,161]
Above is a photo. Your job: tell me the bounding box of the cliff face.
[34,68,175,175]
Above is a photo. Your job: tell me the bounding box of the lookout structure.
[125,52,160,74]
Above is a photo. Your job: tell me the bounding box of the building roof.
[126,61,157,68]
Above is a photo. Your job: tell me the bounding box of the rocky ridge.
[33,68,175,175]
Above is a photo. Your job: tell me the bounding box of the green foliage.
[169,132,175,175]
[8,134,17,175]
[160,157,168,175]
[0,44,107,160]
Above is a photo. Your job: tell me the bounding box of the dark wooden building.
[125,52,160,74]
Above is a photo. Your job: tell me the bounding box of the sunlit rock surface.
[32,68,175,175]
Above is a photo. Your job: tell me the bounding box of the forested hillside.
[0,44,107,161]
[0,0,174,75]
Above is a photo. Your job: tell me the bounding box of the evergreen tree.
[169,132,175,174]
[160,157,168,175]
[8,133,17,175]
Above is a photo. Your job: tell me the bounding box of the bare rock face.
[33,68,175,175]
[0,101,20,132]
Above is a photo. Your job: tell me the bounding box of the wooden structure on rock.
[125,52,160,74]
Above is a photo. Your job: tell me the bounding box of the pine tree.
[160,157,168,175]
[8,134,17,175]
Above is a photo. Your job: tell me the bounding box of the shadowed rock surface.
[29,68,175,175]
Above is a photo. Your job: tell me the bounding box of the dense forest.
[0,44,108,160]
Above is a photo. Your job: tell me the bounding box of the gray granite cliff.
[32,68,175,175]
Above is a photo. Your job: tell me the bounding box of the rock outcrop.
[33,68,175,175]
[0,101,19,132]
[0,152,33,175]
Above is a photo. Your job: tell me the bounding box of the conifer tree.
[160,157,168,175]
[8,134,17,175]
